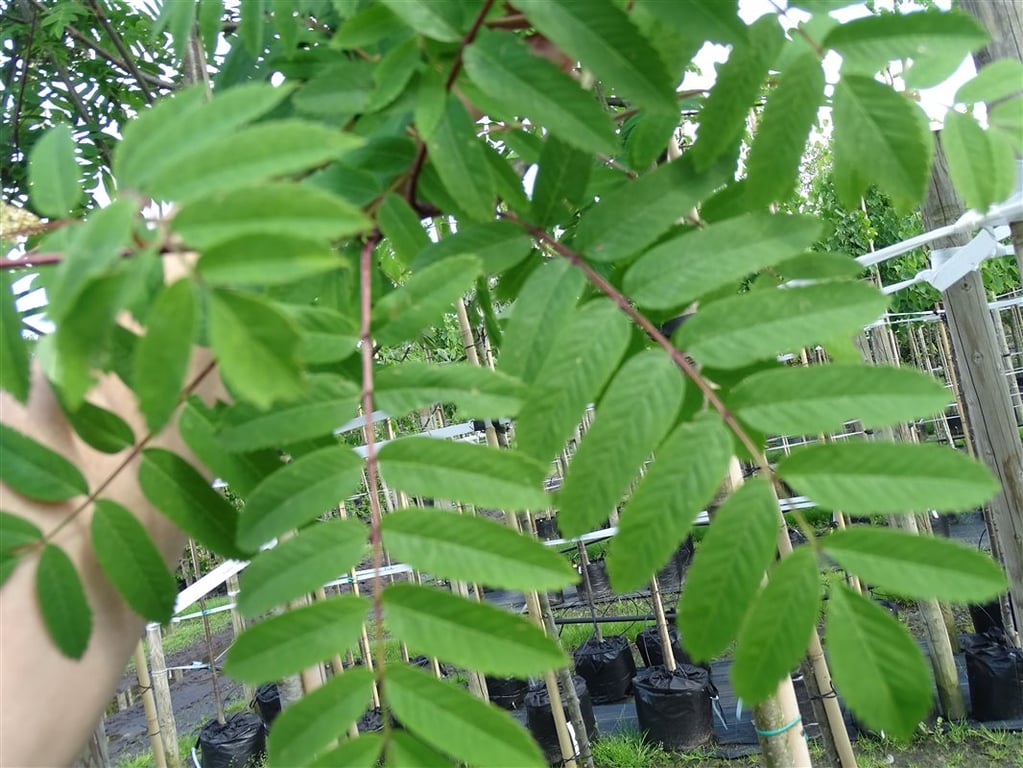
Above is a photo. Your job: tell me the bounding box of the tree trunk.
[923,132,1023,646]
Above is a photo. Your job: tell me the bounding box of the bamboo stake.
[455,297,583,767]
[189,541,225,725]
[575,540,603,643]
[935,313,976,457]
[915,326,956,446]
[226,574,253,704]
[145,624,181,768]
[133,641,169,768]
[337,501,381,709]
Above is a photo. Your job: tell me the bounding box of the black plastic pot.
[357,707,386,733]
[252,683,281,727]
[962,632,1023,722]
[633,665,714,750]
[548,589,565,607]
[486,676,530,710]
[573,635,636,703]
[584,560,612,599]
[198,712,266,768]
[635,626,693,669]
[969,600,1005,635]
[536,517,560,541]
[525,676,597,766]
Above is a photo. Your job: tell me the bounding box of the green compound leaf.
[375,362,526,418]
[91,499,177,623]
[941,110,1017,214]
[775,252,864,282]
[379,0,462,42]
[238,445,365,550]
[378,439,548,512]
[267,667,375,767]
[730,364,951,435]
[238,518,368,617]
[624,213,823,310]
[383,583,566,676]
[37,544,92,659]
[218,375,360,451]
[955,59,1023,105]
[989,97,1023,152]
[745,53,826,208]
[693,15,786,171]
[178,398,283,498]
[60,399,135,455]
[133,279,198,434]
[678,478,780,662]
[410,220,533,275]
[116,83,291,191]
[464,30,617,156]
[309,733,384,768]
[387,664,546,768]
[282,305,359,365]
[387,731,456,767]
[138,448,247,559]
[28,124,82,217]
[515,300,632,465]
[824,10,988,88]
[0,511,43,554]
[558,351,684,536]
[634,0,746,47]
[608,412,733,593]
[777,442,999,515]
[497,259,585,386]
[531,136,594,227]
[425,96,495,223]
[381,509,578,592]
[224,596,370,683]
[731,547,821,703]
[173,183,372,249]
[145,120,363,204]
[0,271,30,404]
[372,255,482,346]
[832,76,933,212]
[198,235,346,287]
[822,527,1007,603]
[826,584,933,740]
[515,0,675,115]
[209,289,304,411]
[0,424,88,502]
[676,281,888,369]
[378,193,430,266]
[575,154,728,263]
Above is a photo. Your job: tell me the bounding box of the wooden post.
[226,574,253,704]
[924,132,1023,645]
[133,641,168,768]
[959,0,1023,277]
[146,624,181,768]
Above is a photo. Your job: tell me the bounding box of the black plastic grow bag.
[198,712,266,768]
[969,600,1005,635]
[656,539,695,594]
[252,683,280,727]
[486,676,530,710]
[573,635,636,703]
[632,665,714,750]
[525,676,596,765]
[536,517,560,541]
[963,632,1023,722]
[635,626,693,668]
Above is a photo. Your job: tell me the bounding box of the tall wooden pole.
[146,624,181,768]
[133,642,168,768]
[924,132,1023,645]
[959,0,1023,277]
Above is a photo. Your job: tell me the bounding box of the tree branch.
[48,54,115,168]
[404,0,496,210]
[86,0,154,104]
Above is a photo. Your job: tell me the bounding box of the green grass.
[591,732,672,768]
[161,596,234,657]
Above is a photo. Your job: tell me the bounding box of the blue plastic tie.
[755,715,803,737]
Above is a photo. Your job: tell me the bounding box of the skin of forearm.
[0,353,224,766]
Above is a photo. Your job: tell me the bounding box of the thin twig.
[48,54,115,168]
[87,0,154,104]
[358,231,388,716]
[404,0,496,208]
[11,1,38,154]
